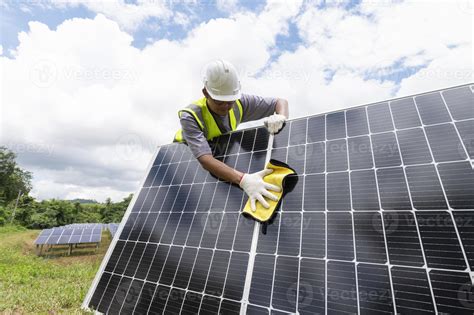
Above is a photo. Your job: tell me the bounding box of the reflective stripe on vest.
[174,97,243,143]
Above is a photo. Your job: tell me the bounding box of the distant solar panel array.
[63,223,105,229]
[108,224,120,238]
[34,223,120,255]
[35,227,102,245]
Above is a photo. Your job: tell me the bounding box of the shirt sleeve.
[180,112,213,159]
[240,94,278,123]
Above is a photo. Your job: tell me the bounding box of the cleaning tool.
[242,159,296,223]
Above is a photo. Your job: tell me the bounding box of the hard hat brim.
[207,89,242,102]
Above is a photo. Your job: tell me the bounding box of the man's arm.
[275,98,289,118]
[198,154,243,185]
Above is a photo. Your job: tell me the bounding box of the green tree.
[0,205,8,225]
[0,147,32,206]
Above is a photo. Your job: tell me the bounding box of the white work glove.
[239,169,281,211]
[264,114,286,134]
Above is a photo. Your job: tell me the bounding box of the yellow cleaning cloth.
[242,159,296,223]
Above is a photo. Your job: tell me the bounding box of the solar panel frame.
[83,83,474,314]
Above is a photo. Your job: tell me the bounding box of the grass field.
[0,225,111,314]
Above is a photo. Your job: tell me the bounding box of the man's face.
[207,97,235,116]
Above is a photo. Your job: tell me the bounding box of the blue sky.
[2,1,270,54]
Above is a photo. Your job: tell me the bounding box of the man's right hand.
[239,169,281,211]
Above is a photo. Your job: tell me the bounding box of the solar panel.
[108,223,120,237]
[35,227,102,245]
[34,228,54,245]
[63,223,104,229]
[83,83,474,314]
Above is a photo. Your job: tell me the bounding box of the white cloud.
[397,43,473,96]
[295,0,472,75]
[1,1,304,201]
[1,0,472,201]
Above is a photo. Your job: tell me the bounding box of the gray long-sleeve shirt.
[180,94,277,159]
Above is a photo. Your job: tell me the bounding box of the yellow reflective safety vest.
[174,97,243,143]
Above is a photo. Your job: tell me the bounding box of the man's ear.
[202,87,209,98]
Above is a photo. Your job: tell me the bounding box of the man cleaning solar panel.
[174,59,289,212]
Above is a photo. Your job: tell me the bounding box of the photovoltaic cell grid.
[84,84,474,314]
[85,127,270,314]
[35,227,102,245]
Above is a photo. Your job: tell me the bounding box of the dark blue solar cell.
[416,211,466,270]
[277,212,301,256]
[287,145,305,174]
[390,97,421,129]
[351,170,379,210]
[289,118,307,145]
[326,139,347,171]
[298,258,325,315]
[391,267,435,314]
[377,167,411,210]
[353,212,387,263]
[415,92,451,125]
[227,131,243,155]
[272,256,299,313]
[307,115,325,142]
[249,254,275,307]
[327,261,358,314]
[383,212,424,267]
[405,164,447,210]
[425,123,467,162]
[442,86,474,120]
[367,102,394,133]
[456,119,474,158]
[181,292,202,314]
[397,128,432,165]
[253,127,269,151]
[205,250,230,296]
[327,212,354,260]
[346,107,369,136]
[223,252,248,301]
[327,172,350,210]
[371,132,402,167]
[326,111,346,140]
[274,123,290,148]
[240,129,256,153]
[304,174,325,211]
[437,161,474,209]
[347,135,373,169]
[357,264,394,314]
[301,212,325,258]
[305,142,325,174]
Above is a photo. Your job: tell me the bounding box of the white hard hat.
[203,59,241,102]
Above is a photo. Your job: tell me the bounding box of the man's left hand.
[264,113,286,134]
